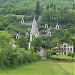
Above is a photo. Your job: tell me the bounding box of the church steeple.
[31,17,38,33]
[30,17,39,41]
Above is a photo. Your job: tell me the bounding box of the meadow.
[0,60,74,75]
[51,55,75,59]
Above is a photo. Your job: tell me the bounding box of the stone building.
[30,17,39,41]
[15,33,20,39]
[47,30,52,36]
[45,23,48,29]
[56,23,60,29]
[52,43,73,55]
[29,17,39,48]
[61,43,73,55]
[21,17,25,24]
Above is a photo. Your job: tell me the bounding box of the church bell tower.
[30,17,39,41]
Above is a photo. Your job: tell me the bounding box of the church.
[30,17,39,42]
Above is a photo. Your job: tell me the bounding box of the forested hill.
[0,0,75,52]
[0,0,74,14]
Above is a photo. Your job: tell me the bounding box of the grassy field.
[51,55,75,59]
[0,60,74,75]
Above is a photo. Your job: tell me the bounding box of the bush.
[71,53,74,58]
[0,47,38,68]
[0,32,38,68]
[46,49,52,59]
[27,48,38,62]
[67,52,72,56]
[67,53,74,58]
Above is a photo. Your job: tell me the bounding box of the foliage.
[0,0,75,15]
[0,31,38,68]
[71,53,74,58]
[17,35,28,50]
[35,0,40,17]
[46,49,52,59]
[67,52,72,56]
[31,37,43,52]
[0,31,14,67]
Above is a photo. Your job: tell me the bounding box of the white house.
[56,23,60,29]
[21,17,25,24]
[47,30,52,36]
[52,43,73,55]
[45,23,48,29]
[61,43,73,55]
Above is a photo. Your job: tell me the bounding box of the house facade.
[52,43,73,55]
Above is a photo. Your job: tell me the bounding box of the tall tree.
[54,4,56,10]
[73,2,75,9]
[35,0,40,17]
[46,4,50,10]
[50,2,53,8]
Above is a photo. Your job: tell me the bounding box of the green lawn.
[51,55,75,59]
[0,60,74,75]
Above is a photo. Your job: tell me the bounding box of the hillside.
[0,0,74,49]
[0,0,74,14]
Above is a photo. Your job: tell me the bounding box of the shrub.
[67,52,72,56]
[71,53,74,58]
[46,49,52,59]
[0,47,38,68]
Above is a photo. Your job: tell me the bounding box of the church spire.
[31,17,38,33]
[30,17,39,41]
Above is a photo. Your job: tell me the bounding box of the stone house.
[52,43,73,55]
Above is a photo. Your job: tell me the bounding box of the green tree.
[31,37,42,52]
[54,4,56,10]
[73,2,75,9]
[46,4,50,10]
[0,31,14,67]
[61,31,71,43]
[17,35,28,50]
[42,9,60,26]
[35,0,40,17]
[52,38,60,47]
[46,49,52,59]
[71,35,75,52]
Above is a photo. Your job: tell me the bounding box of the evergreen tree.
[46,4,50,10]
[35,0,40,17]
[54,4,56,10]
[73,2,75,9]
[50,2,53,8]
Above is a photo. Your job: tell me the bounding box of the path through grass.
[0,60,74,75]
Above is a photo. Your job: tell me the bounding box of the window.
[16,36,19,39]
[64,48,66,50]
[32,35,35,39]
[49,33,51,35]
[62,48,63,50]
[68,48,69,50]
[70,48,72,51]
[64,45,66,47]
